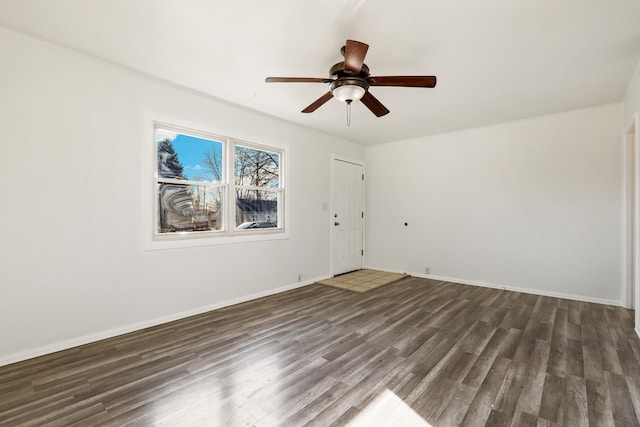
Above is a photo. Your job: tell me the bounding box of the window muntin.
[154,124,284,240]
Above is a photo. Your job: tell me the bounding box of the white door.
[331,158,364,275]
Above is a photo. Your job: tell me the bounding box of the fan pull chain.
[346,100,352,127]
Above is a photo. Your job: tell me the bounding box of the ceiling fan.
[265,40,437,121]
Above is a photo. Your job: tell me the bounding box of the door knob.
[334,222,340,226]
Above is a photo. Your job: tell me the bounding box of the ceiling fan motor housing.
[329,61,370,79]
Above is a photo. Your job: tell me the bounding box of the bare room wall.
[365,103,624,304]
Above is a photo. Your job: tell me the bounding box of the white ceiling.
[2,0,640,145]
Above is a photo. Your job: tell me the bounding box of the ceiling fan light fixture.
[332,84,366,103]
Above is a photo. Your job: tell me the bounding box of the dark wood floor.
[1,277,639,426]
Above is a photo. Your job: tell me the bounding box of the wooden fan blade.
[344,40,369,74]
[266,77,332,83]
[368,76,437,88]
[360,91,390,117]
[302,92,334,113]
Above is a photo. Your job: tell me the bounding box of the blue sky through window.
[158,130,223,181]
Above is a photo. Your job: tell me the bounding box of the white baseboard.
[0,276,329,368]
[364,265,622,307]
[362,266,409,276]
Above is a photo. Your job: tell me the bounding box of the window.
[154,123,284,242]
[234,144,281,230]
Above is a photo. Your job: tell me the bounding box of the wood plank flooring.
[1,277,639,426]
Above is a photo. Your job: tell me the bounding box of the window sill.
[144,229,289,251]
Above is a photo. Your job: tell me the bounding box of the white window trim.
[143,115,288,251]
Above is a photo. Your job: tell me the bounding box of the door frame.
[624,112,639,313]
[330,154,365,276]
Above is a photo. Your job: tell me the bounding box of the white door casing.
[331,157,364,276]
[624,113,640,319]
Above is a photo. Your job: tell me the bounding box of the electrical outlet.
[425,267,430,274]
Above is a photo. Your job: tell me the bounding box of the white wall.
[365,103,624,304]
[0,29,364,365]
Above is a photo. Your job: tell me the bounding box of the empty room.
[2,1,640,426]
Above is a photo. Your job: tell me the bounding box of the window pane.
[236,190,279,229]
[234,145,279,188]
[157,129,224,182]
[158,183,223,233]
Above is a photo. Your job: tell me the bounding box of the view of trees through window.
[234,145,280,228]
[155,127,282,235]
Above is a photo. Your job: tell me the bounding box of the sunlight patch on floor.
[346,389,432,426]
